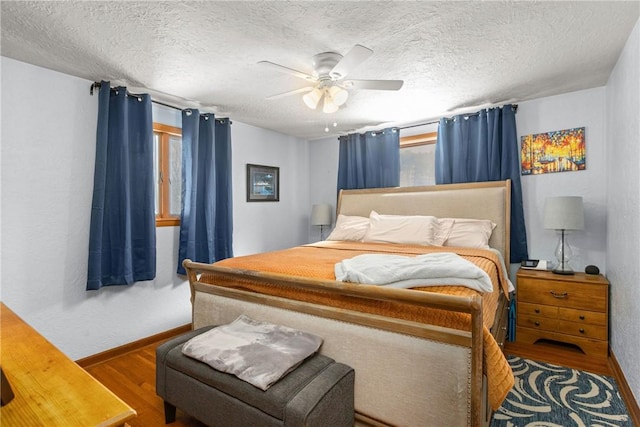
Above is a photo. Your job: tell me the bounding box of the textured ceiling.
[1,1,638,140]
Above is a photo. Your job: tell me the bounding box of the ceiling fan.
[259,44,404,113]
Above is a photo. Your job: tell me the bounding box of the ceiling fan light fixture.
[328,86,348,106]
[303,87,323,109]
[322,94,339,114]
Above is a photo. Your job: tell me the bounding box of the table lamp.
[543,196,584,275]
[311,204,332,240]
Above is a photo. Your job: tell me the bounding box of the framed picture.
[521,127,586,175]
[246,164,279,202]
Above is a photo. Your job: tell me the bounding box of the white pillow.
[434,218,456,245]
[443,218,496,249]
[326,214,370,241]
[363,211,452,246]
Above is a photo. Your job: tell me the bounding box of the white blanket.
[334,252,493,293]
[182,315,323,390]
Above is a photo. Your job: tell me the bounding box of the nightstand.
[516,268,609,360]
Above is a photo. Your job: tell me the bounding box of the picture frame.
[246,164,279,202]
[521,127,586,175]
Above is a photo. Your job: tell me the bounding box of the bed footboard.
[184,261,487,427]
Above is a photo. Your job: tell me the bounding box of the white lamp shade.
[311,204,332,226]
[543,196,584,230]
[303,87,323,109]
[322,94,339,113]
[327,86,348,106]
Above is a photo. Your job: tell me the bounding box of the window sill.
[156,218,180,227]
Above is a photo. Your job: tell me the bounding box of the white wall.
[605,18,640,405]
[307,136,340,242]
[231,122,309,255]
[0,57,309,360]
[517,88,608,274]
[0,57,190,360]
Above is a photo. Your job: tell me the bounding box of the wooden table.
[0,303,136,426]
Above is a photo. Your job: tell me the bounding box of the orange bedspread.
[200,241,514,409]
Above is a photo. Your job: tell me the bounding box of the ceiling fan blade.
[343,79,404,91]
[266,86,314,100]
[329,44,373,79]
[258,61,316,81]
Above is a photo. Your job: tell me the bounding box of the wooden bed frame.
[183,180,512,427]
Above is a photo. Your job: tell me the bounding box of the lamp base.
[553,229,575,275]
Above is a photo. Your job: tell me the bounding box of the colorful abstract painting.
[521,127,586,175]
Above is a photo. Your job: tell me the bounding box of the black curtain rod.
[152,98,181,111]
[89,82,231,122]
[399,121,439,130]
[398,104,518,130]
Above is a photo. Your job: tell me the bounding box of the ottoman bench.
[156,325,355,427]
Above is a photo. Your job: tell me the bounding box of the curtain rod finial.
[90,82,101,96]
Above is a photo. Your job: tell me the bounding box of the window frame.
[400,131,437,148]
[153,123,182,227]
[399,132,438,187]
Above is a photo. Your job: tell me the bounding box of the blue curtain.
[435,105,528,263]
[177,111,233,274]
[214,119,234,260]
[337,127,400,192]
[87,81,156,290]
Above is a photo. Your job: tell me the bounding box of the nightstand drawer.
[518,314,558,332]
[557,320,608,340]
[518,302,558,318]
[558,307,607,326]
[518,278,607,310]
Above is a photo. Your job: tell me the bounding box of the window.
[400,132,437,187]
[153,123,182,226]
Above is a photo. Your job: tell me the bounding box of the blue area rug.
[491,355,632,426]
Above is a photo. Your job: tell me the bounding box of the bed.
[183,180,514,427]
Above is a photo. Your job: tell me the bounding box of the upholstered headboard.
[337,180,511,265]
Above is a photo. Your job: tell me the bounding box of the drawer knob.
[579,315,585,320]
[535,308,540,314]
[579,328,585,334]
[550,290,568,299]
[534,321,540,326]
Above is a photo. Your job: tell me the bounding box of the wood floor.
[503,340,612,375]
[82,333,627,427]
[84,339,205,427]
